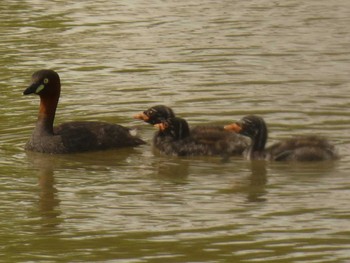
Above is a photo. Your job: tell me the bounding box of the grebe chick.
[134,105,249,154]
[224,115,339,161]
[154,117,247,157]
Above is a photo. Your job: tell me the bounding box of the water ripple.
[1,0,350,262]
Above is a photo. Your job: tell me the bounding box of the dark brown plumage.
[134,105,175,125]
[23,69,145,154]
[134,105,249,156]
[224,115,339,161]
[153,117,248,157]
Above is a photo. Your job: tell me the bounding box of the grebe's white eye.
[43,78,49,84]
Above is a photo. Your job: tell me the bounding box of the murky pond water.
[1,0,350,262]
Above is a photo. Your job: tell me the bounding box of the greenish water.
[1,0,350,262]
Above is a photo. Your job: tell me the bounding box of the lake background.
[1,0,350,262]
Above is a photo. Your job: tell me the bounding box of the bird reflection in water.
[247,161,268,203]
[26,152,62,232]
[222,160,268,203]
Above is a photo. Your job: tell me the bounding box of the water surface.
[1,0,350,262]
